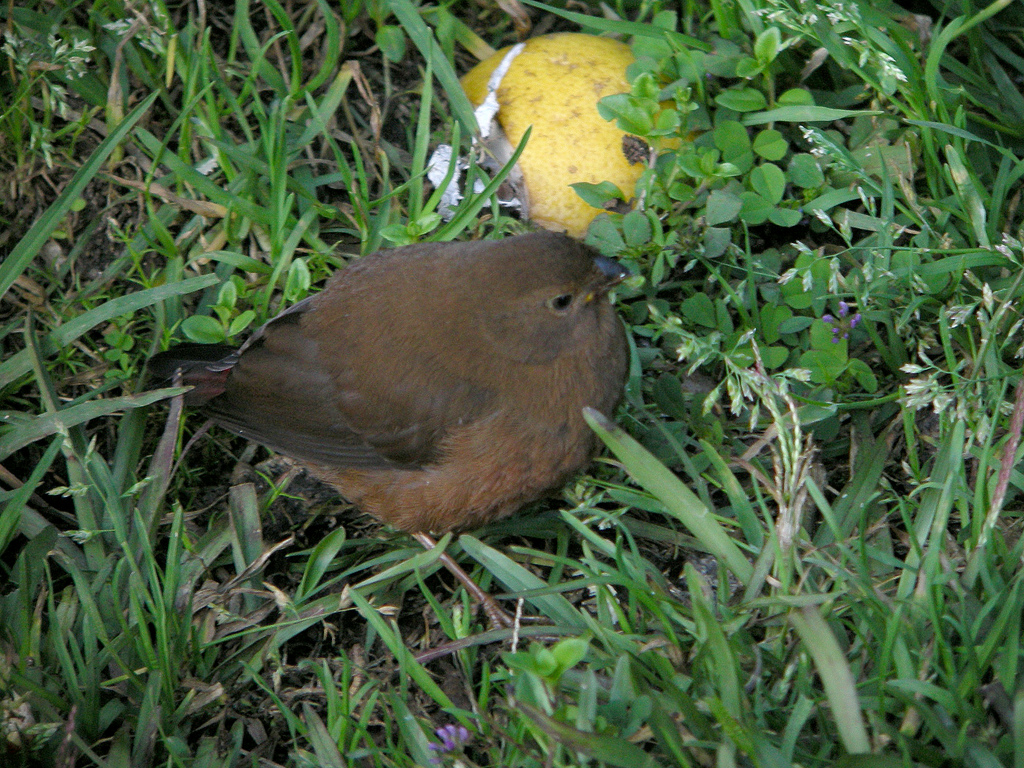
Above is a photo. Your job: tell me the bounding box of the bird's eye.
[548,293,574,312]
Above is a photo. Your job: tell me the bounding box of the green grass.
[2,0,1024,765]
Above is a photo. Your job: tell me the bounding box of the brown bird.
[152,230,628,530]
[150,232,628,619]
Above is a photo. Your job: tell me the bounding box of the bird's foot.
[412,532,516,630]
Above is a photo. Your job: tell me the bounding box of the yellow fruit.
[460,33,642,238]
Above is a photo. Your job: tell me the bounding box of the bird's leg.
[412,532,515,629]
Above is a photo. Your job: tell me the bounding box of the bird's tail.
[148,343,239,405]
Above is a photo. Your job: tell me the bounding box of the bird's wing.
[205,302,496,470]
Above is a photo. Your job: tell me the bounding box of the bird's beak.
[587,255,628,301]
[594,255,628,283]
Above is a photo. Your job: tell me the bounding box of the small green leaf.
[752,128,787,160]
[754,26,781,65]
[706,189,742,225]
[738,191,772,224]
[668,178,696,202]
[713,121,752,172]
[181,315,226,344]
[631,36,673,62]
[749,163,786,204]
[631,71,660,101]
[704,227,732,259]
[212,305,231,324]
[715,88,767,112]
[677,150,708,179]
[777,316,813,334]
[533,646,558,677]
[228,310,256,338]
[788,153,825,188]
[777,87,815,106]
[217,280,238,309]
[380,223,416,246]
[375,25,407,63]
[652,9,677,30]
[760,303,793,343]
[805,187,860,211]
[716,161,742,177]
[770,207,803,227]
[598,94,654,136]
[782,285,812,310]
[762,345,789,368]
[800,348,844,385]
[847,358,879,392]
[407,211,441,237]
[652,374,690,420]
[716,301,735,334]
[572,180,623,208]
[285,258,311,302]
[550,636,590,678]
[735,57,762,79]
[653,109,681,134]
[622,210,652,247]
[680,293,717,328]
[585,216,625,253]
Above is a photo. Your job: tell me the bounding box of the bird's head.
[470,232,627,364]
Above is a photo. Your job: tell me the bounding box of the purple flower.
[428,724,471,764]
[822,301,862,342]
